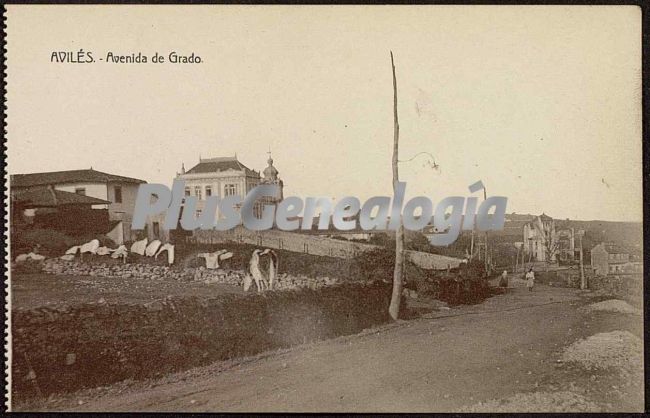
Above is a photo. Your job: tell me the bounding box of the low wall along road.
[11,278,398,403]
[192,226,462,270]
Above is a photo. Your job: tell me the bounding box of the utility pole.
[483,186,489,274]
[515,244,521,273]
[470,230,475,260]
[388,51,405,321]
[579,232,586,289]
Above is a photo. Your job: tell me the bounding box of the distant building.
[174,154,283,225]
[11,185,115,237]
[556,228,579,263]
[590,243,643,276]
[521,213,581,264]
[522,213,556,262]
[497,213,537,238]
[259,154,284,202]
[10,169,146,243]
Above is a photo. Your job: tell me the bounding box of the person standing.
[525,268,535,292]
[499,269,508,288]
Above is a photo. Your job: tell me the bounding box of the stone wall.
[192,226,462,270]
[537,267,642,306]
[192,226,377,258]
[12,281,397,402]
[589,274,643,306]
[404,250,463,270]
[41,259,340,290]
[536,267,595,288]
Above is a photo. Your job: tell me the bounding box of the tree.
[541,226,560,266]
[388,51,405,321]
[405,231,431,252]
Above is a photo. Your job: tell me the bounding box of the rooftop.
[11,169,146,188]
[505,213,536,222]
[12,186,111,208]
[539,213,553,222]
[184,156,258,176]
[602,243,632,255]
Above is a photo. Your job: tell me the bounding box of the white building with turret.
[175,154,283,220]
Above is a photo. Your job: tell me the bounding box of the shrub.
[11,228,76,258]
[11,229,120,259]
[71,233,117,249]
[11,260,45,275]
[170,242,432,284]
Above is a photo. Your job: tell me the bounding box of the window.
[152,222,160,238]
[114,186,122,203]
[194,186,202,200]
[225,184,237,196]
[75,188,86,195]
[196,209,202,218]
[184,187,191,197]
[254,202,263,218]
[205,186,212,197]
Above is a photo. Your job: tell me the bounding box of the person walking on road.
[499,269,508,288]
[525,267,535,292]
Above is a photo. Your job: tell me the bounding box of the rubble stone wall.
[41,259,341,290]
[11,281,395,402]
[539,267,642,306]
[589,274,643,306]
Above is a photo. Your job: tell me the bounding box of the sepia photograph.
[4,4,644,413]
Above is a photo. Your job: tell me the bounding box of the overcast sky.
[6,5,642,222]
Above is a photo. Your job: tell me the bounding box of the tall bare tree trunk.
[388,51,404,321]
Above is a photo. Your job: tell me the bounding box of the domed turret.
[263,156,279,181]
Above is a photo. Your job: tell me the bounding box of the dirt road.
[24,284,643,412]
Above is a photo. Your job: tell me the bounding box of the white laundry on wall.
[96,246,115,256]
[244,249,279,291]
[145,240,162,257]
[111,245,128,259]
[80,239,100,254]
[130,238,148,255]
[246,249,268,292]
[65,246,80,255]
[15,252,46,262]
[154,243,175,265]
[197,250,232,269]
